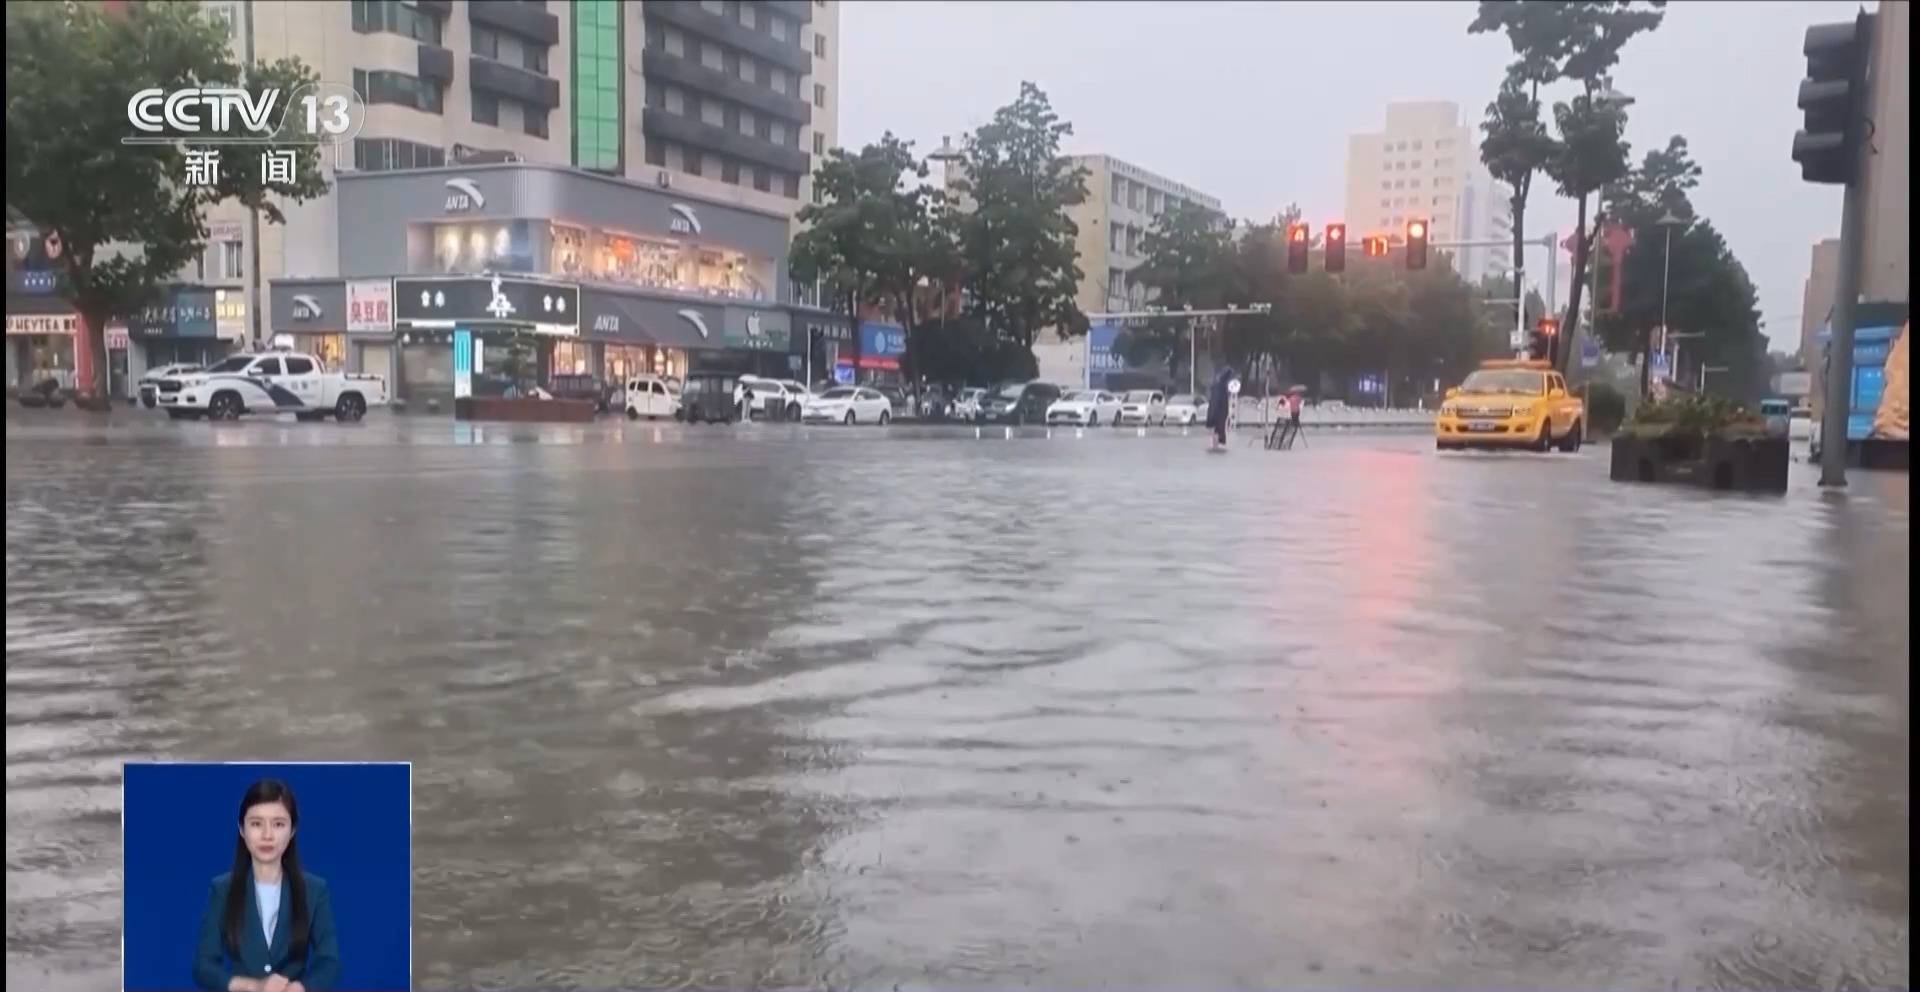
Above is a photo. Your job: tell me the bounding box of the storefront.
[578,288,721,387]
[127,287,236,379]
[270,279,348,371]
[392,275,579,407]
[856,320,908,386]
[5,312,77,391]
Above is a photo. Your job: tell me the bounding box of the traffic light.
[1361,236,1387,258]
[1324,223,1346,273]
[1527,316,1560,362]
[1286,223,1310,274]
[1792,12,1875,185]
[1406,219,1429,270]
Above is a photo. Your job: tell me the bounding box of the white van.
[623,375,681,420]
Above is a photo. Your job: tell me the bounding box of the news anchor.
[192,779,341,992]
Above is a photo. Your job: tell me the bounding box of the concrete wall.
[1800,237,1842,369]
[1860,0,1908,304]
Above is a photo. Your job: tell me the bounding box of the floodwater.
[6,413,1909,990]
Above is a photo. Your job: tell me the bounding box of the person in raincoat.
[1205,365,1234,449]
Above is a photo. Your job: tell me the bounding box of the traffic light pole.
[1429,234,1558,357]
[1818,177,1867,487]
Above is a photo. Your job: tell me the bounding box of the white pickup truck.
[155,351,389,422]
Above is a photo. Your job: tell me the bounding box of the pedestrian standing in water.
[1205,365,1234,451]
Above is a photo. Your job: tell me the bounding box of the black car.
[547,373,613,412]
[976,381,1062,425]
[677,371,741,424]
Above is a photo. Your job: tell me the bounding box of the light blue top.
[253,878,282,945]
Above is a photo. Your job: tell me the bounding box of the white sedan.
[1046,389,1122,427]
[1116,389,1168,426]
[1164,393,1209,425]
[804,385,894,425]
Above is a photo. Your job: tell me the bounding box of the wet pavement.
[6,411,1909,990]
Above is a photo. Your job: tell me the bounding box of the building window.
[473,91,499,125]
[813,132,825,155]
[769,120,787,146]
[740,1,756,28]
[814,34,826,58]
[1413,140,1423,149]
[220,240,244,279]
[664,25,684,56]
[699,0,723,14]
[351,137,444,171]
[753,166,771,193]
[684,148,703,176]
[701,98,724,128]
[524,45,547,74]
[783,173,800,198]
[351,0,442,45]
[664,86,684,114]
[722,158,740,184]
[1128,183,1140,209]
[644,82,663,110]
[1108,267,1125,298]
[1110,225,1121,253]
[525,108,548,138]
[700,38,723,71]
[772,69,790,95]
[813,83,825,108]
[1112,178,1124,204]
[205,3,238,40]
[646,20,664,50]
[473,25,500,59]
[738,54,755,82]
[723,49,740,78]
[812,183,824,204]
[354,68,443,114]
[1410,178,1421,187]
[770,15,791,42]
[738,108,755,136]
[572,0,620,170]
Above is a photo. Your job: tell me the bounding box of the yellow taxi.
[1436,359,1585,452]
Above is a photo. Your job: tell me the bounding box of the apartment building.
[1344,101,1512,285]
[1032,154,1222,387]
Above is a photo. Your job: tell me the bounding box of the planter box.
[1611,434,1789,493]
[453,396,598,423]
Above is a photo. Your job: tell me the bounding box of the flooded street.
[6,414,1909,990]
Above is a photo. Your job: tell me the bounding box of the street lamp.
[1656,210,1687,340]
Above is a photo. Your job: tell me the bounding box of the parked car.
[1164,393,1209,426]
[155,351,388,421]
[739,375,808,421]
[139,363,201,409]
[624,374,681,420]
[804,385,894,425]
[1116,389,1168,426]
[951,387,988,420]
[548,373,613,412]
[678,371,742,424]
[1046,389,1123,426]
[873,384,911,419]
[977,381,1063,425]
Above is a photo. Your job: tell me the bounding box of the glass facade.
[573,0,622,173]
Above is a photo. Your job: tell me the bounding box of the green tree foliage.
[1122,201,1236,383]
[790,133,955,336]
[1469,1,1668,367]
[6,1,331,400]
[952,82,1090,352]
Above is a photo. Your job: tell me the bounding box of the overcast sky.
[840,0,1869,352]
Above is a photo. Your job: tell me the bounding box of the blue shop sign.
[128,288,218,337]
[859,321,907,358]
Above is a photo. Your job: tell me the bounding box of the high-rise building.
[113,0,848,402]
[1033,154,1221,387]
[1344,101,1512,285]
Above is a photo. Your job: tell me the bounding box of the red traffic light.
[1286,223,1310,274]
[1406,218,1429,270]
[1539,317,1560,337]
[1361,236,1388,257]
[1324,223,1347,273]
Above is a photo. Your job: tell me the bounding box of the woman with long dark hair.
[192,779,340,992]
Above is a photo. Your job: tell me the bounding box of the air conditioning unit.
[656,170,673,189]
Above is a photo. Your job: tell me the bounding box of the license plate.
[1466,422,1499,432]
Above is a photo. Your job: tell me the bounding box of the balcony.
[642,108,810,176]
[417,44,454,84]
[468,0,559,46]
[641,48,811,127]
[469,55,561,110]
[644,2,810,76]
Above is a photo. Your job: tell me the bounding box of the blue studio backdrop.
[123,762,411,992]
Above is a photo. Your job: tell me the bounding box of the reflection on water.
[5,416,1909,989]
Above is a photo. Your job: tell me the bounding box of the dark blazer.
[192,870,340,991]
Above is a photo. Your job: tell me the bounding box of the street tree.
[5,1,331,403]
[791,132,958,369]
[1124,200,1236,383]
[1469,0,1668,366]
[952,82,1090,353]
